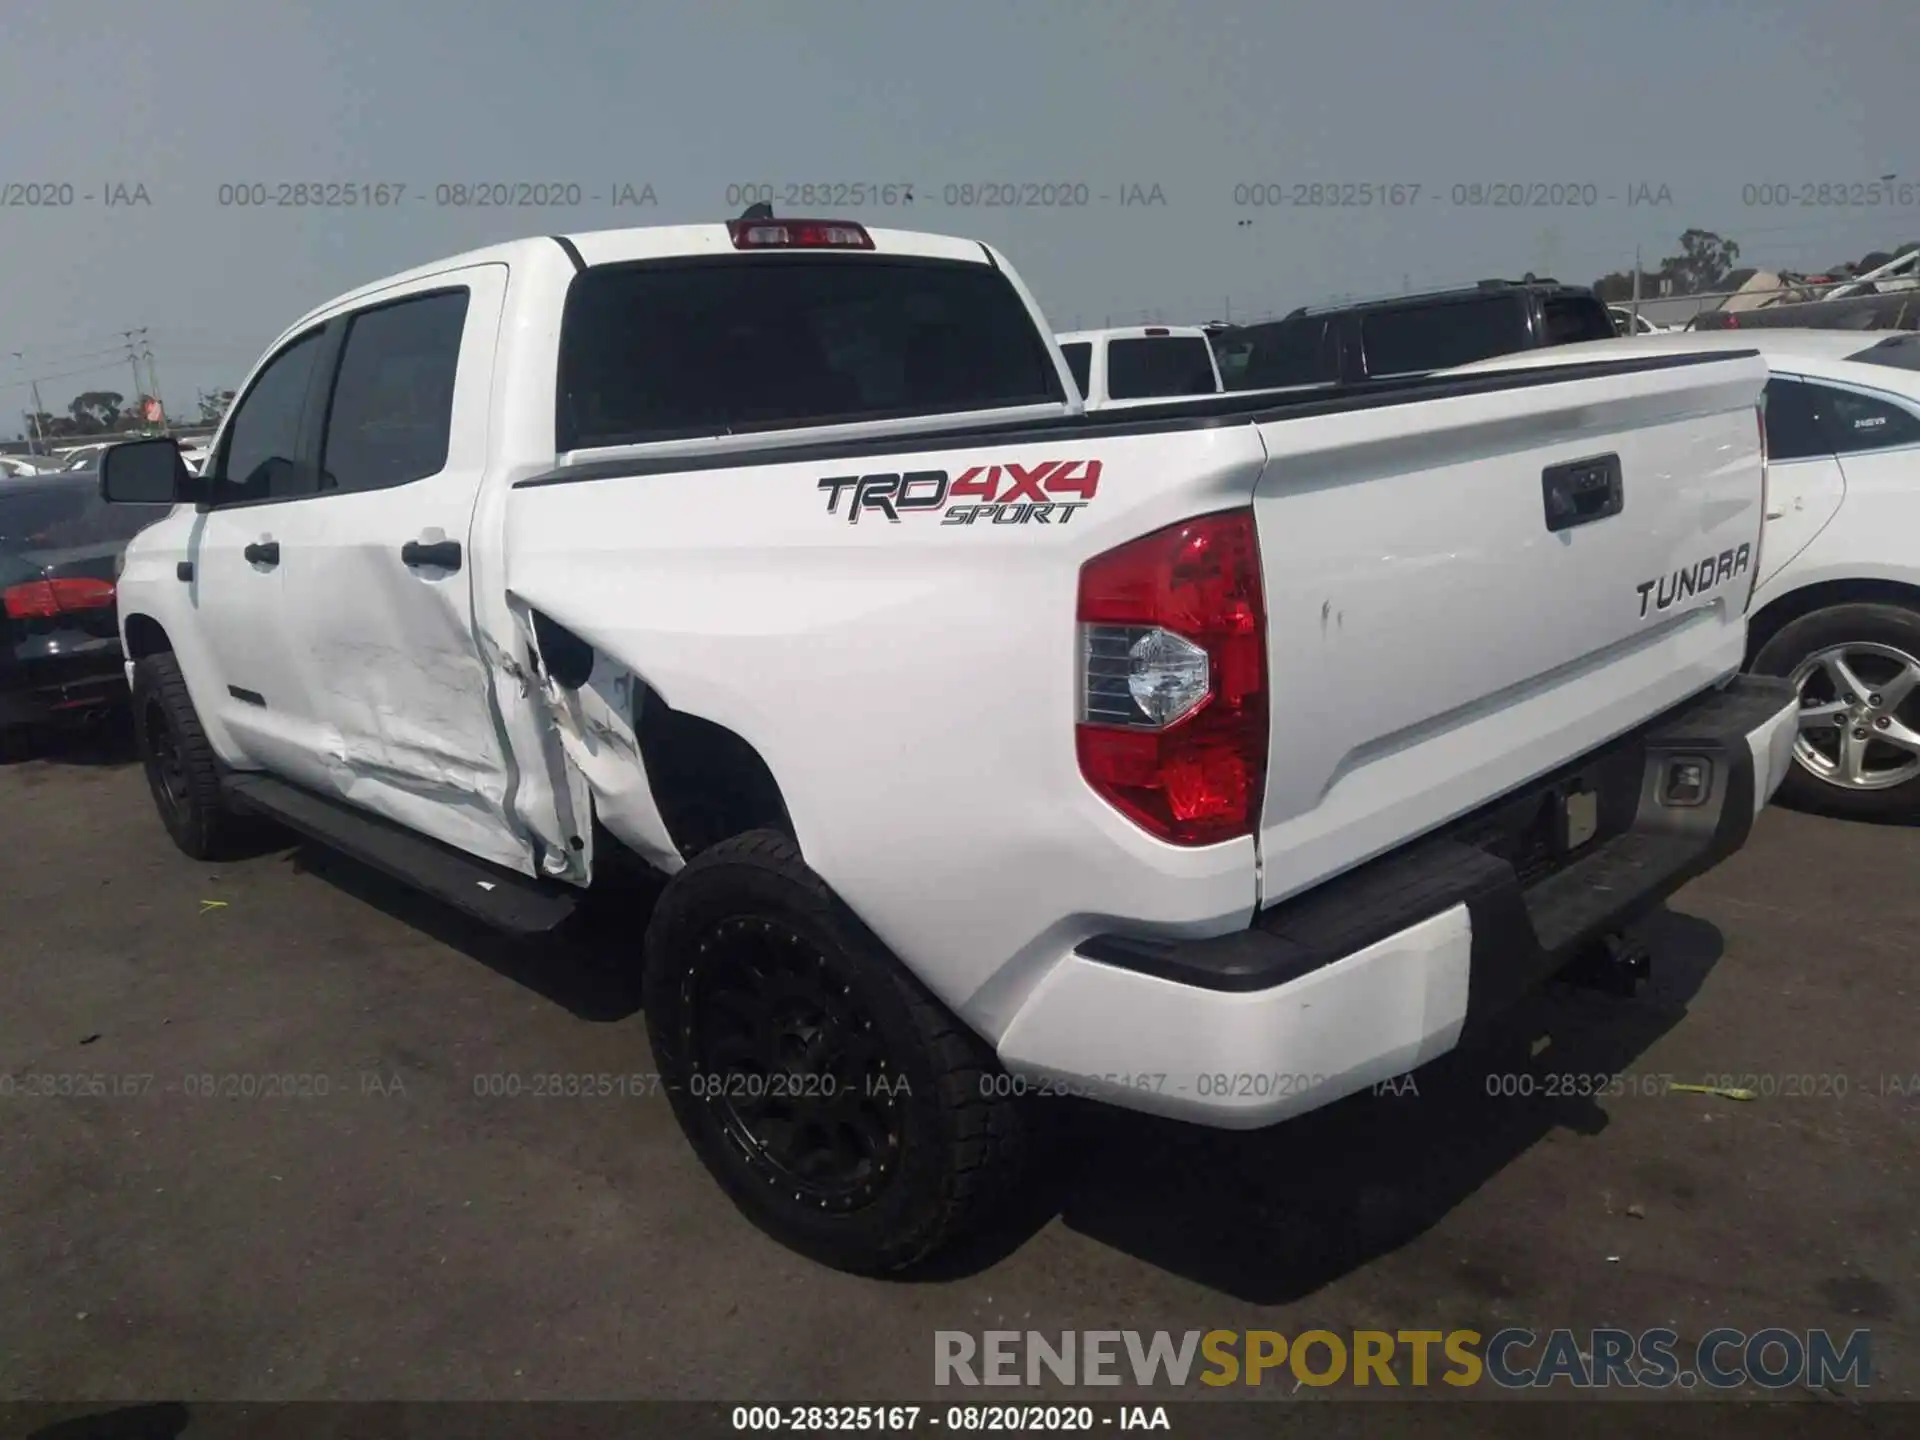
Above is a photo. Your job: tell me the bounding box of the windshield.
[555,255,1065,450]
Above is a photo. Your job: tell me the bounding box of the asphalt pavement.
[1,722,1914,1426]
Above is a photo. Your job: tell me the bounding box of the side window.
[318,290,470,495]
[1816,384,1920,454]
[1360,296,1527,376]
[1060,342,1093,398]
[211,330,326,505]
[1239,318,1337,388]
[1760,379,1832,462]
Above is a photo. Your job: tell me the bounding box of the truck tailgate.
[1251,351,1768,906]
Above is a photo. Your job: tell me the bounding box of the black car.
[1213,277,1618,389]
[1,470,172,747]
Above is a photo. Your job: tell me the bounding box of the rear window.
[556,256,1065,450]
[1226,318,1338,389]
[1360,295,1528,376]
[1104,336,1218,400]
[1059,342,1093,397]
[1847,334,1920,371]
[0,480,168,557]
[1541,294,1618,345]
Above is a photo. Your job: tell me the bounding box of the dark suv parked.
[1214,278,1618,389]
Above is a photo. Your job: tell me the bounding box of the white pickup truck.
[99,214,1798,1275]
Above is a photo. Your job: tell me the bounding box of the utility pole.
[1631,247,1642,329]
[141,339,170,434]
[123,329,149,431]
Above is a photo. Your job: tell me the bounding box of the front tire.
[642,830,1029,1274]
[1751,601,1920,821]
[131,652,242,859]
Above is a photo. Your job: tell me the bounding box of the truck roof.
[283,221,1001,341]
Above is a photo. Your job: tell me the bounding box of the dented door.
[277,264,543,874]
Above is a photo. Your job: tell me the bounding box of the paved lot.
[1,723,1915,1418]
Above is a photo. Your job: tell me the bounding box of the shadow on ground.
[212,816,1731,1301]
[20,1403,191,1440]
[285,841,654,1023]
[0,710,138,768]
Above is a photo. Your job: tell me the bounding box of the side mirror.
[99,437,191,505]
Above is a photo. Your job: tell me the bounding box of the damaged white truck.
[100,215,1799,1274]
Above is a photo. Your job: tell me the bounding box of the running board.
[221,772,581,936]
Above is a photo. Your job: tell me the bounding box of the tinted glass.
[0,478,168,557]
[1540,294,1618,345]
[1818,385,1920,453]
[1060,342,1093,397]
[1360,295,1527,375]
[215,330,325,503]
[1760,378,1832,462]
[320,290,469,494]
[1847,335,1920,371]
[556,257,1064,449]
[1104,337,1218,400]
[1228,318,1338,388]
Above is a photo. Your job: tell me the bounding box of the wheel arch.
[631,680,797,860]
[122,612,173,659]
[1747,577,1920,665]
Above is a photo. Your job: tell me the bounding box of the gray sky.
[4,0,1917,430]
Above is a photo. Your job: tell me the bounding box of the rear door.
[1250,352,1769,904]
[1754,376,1847,591]
[276,265,537,872]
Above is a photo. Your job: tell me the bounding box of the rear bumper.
[0,638,130,728]
[995,674,1799,1128]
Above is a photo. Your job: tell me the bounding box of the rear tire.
[642,830,1029,1274]
[1751,602,1920,821]
[131,652,243,859]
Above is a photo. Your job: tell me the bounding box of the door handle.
[243,541,280,567]
[401,539,462,572]
[1542,454,1624,533]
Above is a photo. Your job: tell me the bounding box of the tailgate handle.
[1542,454,1623,533]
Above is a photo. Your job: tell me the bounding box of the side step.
[221,772,581,936]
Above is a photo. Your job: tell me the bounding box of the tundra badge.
[1637,543,1752,618]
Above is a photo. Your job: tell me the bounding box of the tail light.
[3,577,116,620]
[727,218,873,250]
[1075,509,1267,846]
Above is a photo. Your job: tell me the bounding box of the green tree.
[67,391,125,434]
[1658,229,1741,294]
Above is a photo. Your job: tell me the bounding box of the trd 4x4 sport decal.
[818,460,1103,526]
